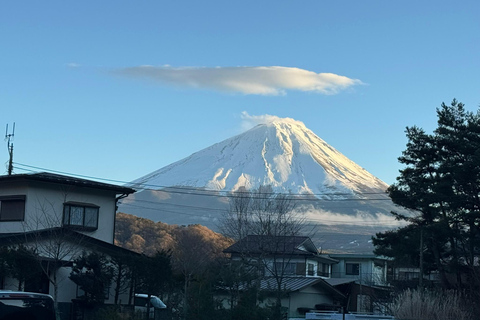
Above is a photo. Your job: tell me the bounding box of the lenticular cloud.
[114,65,362,95]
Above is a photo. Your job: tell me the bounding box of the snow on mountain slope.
[122,116,408,253]
[131,117,388,197]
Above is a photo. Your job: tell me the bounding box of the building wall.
[284,287,335,318]
[2,261,131,304]
[0,180,118,243]
[231,254,334,278]
[330,257,387,286]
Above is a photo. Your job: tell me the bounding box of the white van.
[0,291,58,320]
[134,293,167,319]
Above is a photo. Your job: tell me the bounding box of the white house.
[327,254,391,314]
[222,235,345,319]
[0,172,136,319]
[328,254,389,286]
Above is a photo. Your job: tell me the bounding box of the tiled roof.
[325,278,357,286]
[259,277,324,291]
[220,276,345,299]
[224,235,314,255]
[0,227,139,257]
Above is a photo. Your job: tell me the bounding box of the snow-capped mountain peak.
[132,117,388,197]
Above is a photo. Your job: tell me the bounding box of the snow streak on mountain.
[132,117,388,197]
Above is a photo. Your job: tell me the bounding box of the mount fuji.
[131,117,388,195]
[120,117,407,253]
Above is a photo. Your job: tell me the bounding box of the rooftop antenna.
[5,123,15,175]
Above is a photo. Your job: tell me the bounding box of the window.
[0,195,26,221]
[346,263,360,275]
[318,263,330,277]
[63,202,99,230]
[274,262,306,275]
[307,263,315,276]
[275,262,296,275]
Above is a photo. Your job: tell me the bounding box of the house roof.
[324,278,357,286]
[225,235,315,255]
[328,253,391,261]
[0,227,139,257]
[0,172,135,195]
[224,276,345,299]
[224,235,338,263]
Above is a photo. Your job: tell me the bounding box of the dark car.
[0,291,58,320]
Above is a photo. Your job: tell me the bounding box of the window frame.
[63,202,99,231]
[346,262,360,275]
[0,195,26,222]
[307,263,315,276]
[275,262,297,275]
[317,263,330,277]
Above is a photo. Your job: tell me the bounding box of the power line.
[123,196,399,215]
[120,202,402,226]
[13,162,392,201]
[13,163,403,227]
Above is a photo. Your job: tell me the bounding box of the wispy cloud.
[113,65,362,96]
[301,207,406,228]
[240,112,304,131]
[66,62,81,68]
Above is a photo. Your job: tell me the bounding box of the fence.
[305,311,394,320]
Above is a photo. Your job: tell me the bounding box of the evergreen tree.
[374,99,480,291]
[69,251,114,305]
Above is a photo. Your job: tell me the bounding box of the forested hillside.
[115,212,233,257]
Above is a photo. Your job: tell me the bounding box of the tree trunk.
[431,241,450,289]
[53,270,59,310]
[114,263,123,304]
[183,273,190,320]
[146,294,151,320]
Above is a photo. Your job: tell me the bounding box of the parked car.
[134,293,167,319]
[0,291,58,320]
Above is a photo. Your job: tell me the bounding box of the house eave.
[0,172,135,195]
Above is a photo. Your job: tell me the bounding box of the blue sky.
[1,1,479,186]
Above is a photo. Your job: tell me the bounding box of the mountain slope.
[132,118,388,196]
[121,116,407,253]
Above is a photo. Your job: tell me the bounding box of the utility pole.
[419,227,424,288]
[5,123,15,175]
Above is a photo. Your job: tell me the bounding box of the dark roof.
[219,276,345,299]
[224,235,312,255]
[325,278,357,286]
[328,253,391,261]
[0,172,135,195]
[0,227,139,257]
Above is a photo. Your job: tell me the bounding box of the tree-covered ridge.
[115,212,233,257]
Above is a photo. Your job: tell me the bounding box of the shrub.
[392,288,472,320]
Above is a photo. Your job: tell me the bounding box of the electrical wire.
[12,162,405,226]
[120,202,401,226]
[13,162,392,201]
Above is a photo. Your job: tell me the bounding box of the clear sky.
[1,1,479,186]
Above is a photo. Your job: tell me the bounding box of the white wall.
[330,257,387,286]
[2,259,131,305]
[0,180,118,243]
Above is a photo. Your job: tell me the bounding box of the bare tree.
[220,185,309,319]
[22,197,85,306]
[172,226,219,320]
[221,185,304,240]
[109,251,133,305]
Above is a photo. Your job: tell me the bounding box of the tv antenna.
[5,123,15,175]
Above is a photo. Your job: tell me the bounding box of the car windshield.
[150,296,166,309]
[0,297,56,320]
